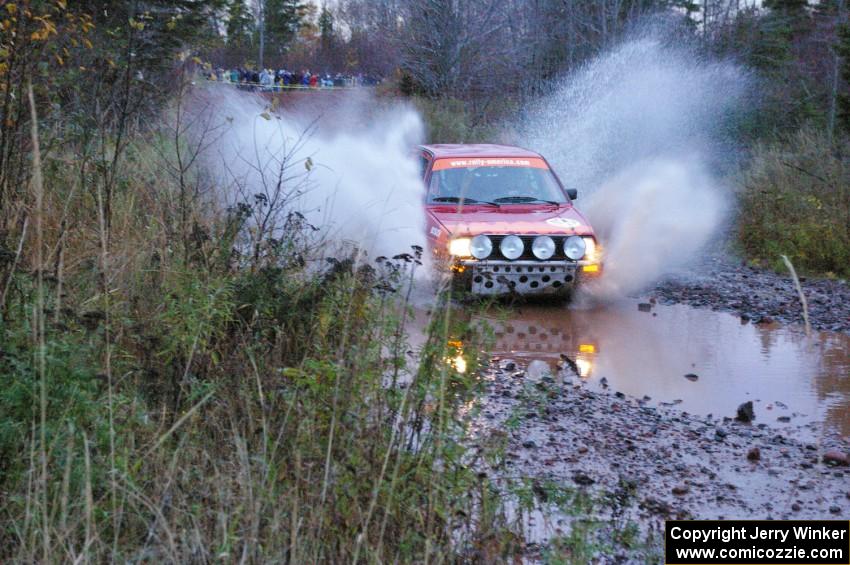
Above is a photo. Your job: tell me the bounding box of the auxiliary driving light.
[449,238,472,257]
[470,235,493,259]
[563,235,586,260]
[500,235,524,260]
[532,235,556,260]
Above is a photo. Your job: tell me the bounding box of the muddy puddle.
[448,299,850,438]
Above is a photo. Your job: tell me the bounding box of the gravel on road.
[648,256,850,335]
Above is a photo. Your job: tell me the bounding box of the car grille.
[488,235,573,261]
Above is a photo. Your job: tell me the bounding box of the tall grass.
[737,128,850,277]
[0,87,522,562]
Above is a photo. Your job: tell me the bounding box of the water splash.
[203,86,426,262]
[520,34,751,299]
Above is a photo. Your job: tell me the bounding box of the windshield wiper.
[431,196,500,206]
[494,196,560,205]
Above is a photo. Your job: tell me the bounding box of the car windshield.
[428,163,567,204]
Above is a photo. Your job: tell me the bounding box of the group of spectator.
[206,68,381,90]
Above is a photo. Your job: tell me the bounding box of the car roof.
[419,144,543,159]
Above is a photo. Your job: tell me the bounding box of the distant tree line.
[2,0,850,215]
[194,0,850,139]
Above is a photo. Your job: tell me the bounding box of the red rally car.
[419,144,602,295]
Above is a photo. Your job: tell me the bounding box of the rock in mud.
[747,447,761,461]
[736,401,755,423]
[642,497,671,516]
[684,373,699,382]
[672,485,690,496]
[638,303,652,312]
[572,472,595,486]
[823,451,850,467]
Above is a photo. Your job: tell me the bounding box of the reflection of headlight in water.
[453,355,467,374]
[576,358,592,378]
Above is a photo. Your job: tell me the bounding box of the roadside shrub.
[412,96,500,143]
[737,128,850,277]
[0,86,523,561]
[0,284,104,484]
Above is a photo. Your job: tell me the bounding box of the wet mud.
[650,255,850,334]
[470,358,849,554]
[438,260,850,556]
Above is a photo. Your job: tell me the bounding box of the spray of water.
[202,86,426,263]
[521,34,751,299]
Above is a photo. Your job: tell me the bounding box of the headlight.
[583,237,598,261]
[563,235,586,260]
[449,238,471,257]
[532,236,555,260]
[500,235,524,260]
[470,235,492,259]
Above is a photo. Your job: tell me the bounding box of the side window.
[419,155,430,179]
[428,170,441,199]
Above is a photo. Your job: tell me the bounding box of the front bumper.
[457,259,597,295]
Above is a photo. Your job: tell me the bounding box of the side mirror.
[566,188,578,200]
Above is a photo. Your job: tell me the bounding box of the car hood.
[427,204,595,237]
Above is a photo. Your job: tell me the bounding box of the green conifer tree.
[265,0,307,57]
[837,21,850,132]
[226,0,255,49]
[319,8,335,52]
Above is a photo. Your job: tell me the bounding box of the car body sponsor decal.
[546,217,582,228]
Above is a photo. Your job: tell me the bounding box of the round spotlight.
[470,235,493,259]
[532,236,556,260]
[563,235,586,260]
[500,235,524,260]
